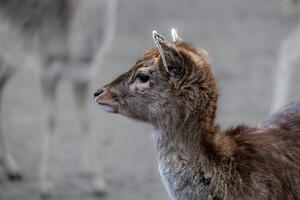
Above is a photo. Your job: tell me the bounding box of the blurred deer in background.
[0,0,117,197]
[271,0,299,111]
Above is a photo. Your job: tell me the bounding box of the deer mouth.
[97,103,117,113]
[94,96,119,113]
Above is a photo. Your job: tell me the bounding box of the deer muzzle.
[94,87,118,113]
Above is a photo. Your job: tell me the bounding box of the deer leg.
[72,81,108,196]
[39,77,59,198]
[271,26,300,112]
[0,76,22,181]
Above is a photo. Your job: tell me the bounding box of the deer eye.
[135,73,150,83]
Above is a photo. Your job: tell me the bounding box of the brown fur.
[95,35,300,199]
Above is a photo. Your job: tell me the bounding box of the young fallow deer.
[0,0,118,197]
[94,29,300,200]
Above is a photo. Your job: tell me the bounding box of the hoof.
[40,192,52,200]
[2,155,23,181]
[92,177,108,196]
[6,171,23,181]
[40,180,54,199]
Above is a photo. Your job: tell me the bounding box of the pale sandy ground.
[0,0,300,199]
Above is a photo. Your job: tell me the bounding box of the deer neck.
[152,98,234,196]
[152,109,224,199]
[153,110,219,168]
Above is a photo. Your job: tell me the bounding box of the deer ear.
[152,30,170,72]
[152,30,184,78]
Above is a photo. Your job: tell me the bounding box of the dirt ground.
[0,0,300,199]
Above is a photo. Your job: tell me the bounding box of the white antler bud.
[171,28,181,42]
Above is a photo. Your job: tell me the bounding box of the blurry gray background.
[0,0,300,199]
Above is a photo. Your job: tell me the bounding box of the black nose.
[94,89,103,98]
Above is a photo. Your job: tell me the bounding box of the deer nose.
[94,89,103,99]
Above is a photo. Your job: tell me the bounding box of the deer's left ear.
[152,30,185,79]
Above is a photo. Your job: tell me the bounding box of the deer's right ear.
[152,30,184,78]
[152,30,169,72]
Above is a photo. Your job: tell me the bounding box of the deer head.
[94,29,217,128]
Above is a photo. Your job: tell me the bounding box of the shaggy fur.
[95,31,300,200]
